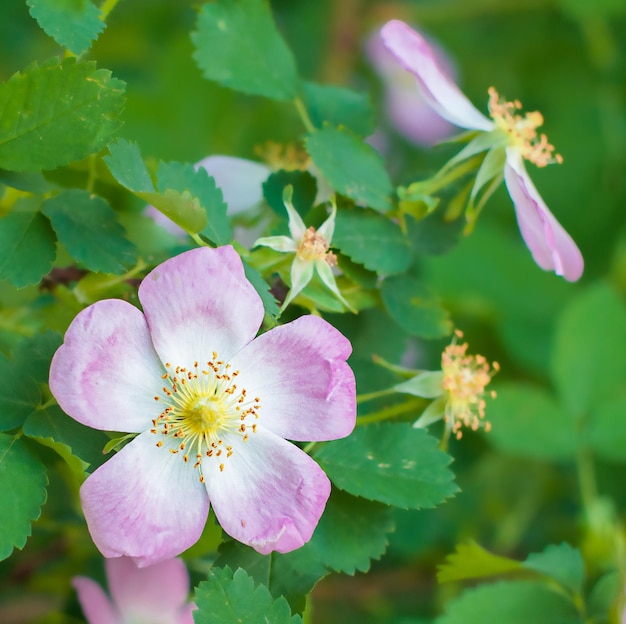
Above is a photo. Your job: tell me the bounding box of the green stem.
[577,446,598,520]
[190,232,210,248]
[356,398,424,425]
[357,387,396,404]
[294,97,315,134]
[100,0,121,21]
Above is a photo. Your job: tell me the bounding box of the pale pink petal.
[194,155,271,214]
[203,427,331,554]
[106,557,191,620]
[380,20,493,132]
[80,432,209,567]
[504,149,583,282]
[229,316,355,441]
[49,300,165,433]
[178,603,197,624]
[138,246,264,367]
[72,577,119,624]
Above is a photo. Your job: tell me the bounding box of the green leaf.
[523,543,584,595]
[0,57,125,171]
[302,82,375,136]
[263,170,318,217]
[0,434,48,561]
[103,138,155,194]
[315,423,458,509]
[406,211,464,256]
[438,541,522,583]
[242,260,280,321]
[588,391,626,462]
[12,331,62,386]
[486,383,578,460]
[435,580,582,624]
[333,208,411,275]
[551,283,626,418]
[306,126,392,212]
[381,275,453,339]
[27,0,104,56]
[193,566,302,624]
[0,197,56,287]
[42,189,137,274]
[0,352,41,432]
[191,0,298,101]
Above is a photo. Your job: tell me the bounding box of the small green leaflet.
[192,0,298,101]
[0,434,48,562]
[27,0,105,56]
[0,57,125,171]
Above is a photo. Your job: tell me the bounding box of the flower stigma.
[487,86,562,168]
[151,354,261,481]
[297,227,337,266]
[441,330,499,440]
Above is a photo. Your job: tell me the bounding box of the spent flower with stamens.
[380,19,583,282]
[49,246,356,566]
[254,186,354,312]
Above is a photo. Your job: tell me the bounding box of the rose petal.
[204,426,331,554]
[230,316,355,441]
[72,577,119,624]
[194,156,271,214]
[49,299,165,432]
[106,556,191,620]
[178,603,197,624]
[380,20,493,132]
[138,246,264,367]
[504,149,584,282]
[80,432,209,567]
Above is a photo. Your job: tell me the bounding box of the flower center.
[487,86,562,168]
[151,354,261,481]
[441,330,498,440]
[297,227,337,266]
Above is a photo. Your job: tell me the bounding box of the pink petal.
[49,299,165,433]
[203,427,331,554]
[80,432,209,567]
[178,603,197,624]
[504,150,584,282]
[138,246,264,367]
[72,577,119,624]
[380,20,493,132]
[230,315,355,441]
[106,557,191,620]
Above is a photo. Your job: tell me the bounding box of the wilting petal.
[230,315,355,441]
[380,20,493,132]
[139,246,264,366]
[194,156,271,214]
[73,577,119,624]
[50,299,164,433]
[204,427,331,554]
[504,149,583,282]
[106,557,191,621]
[80,432,209,567]
[253,235,298,253]
[282,256,315,310]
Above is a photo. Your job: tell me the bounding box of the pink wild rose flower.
[380,20,583,282]
[50,246,356,567]
[74,556,195,624]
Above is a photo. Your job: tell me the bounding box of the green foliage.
[0,434,47,561]
[193,566,302,624]
[316,423,458,508]
[192,0,298,101]
[0,197,56,287]
[263,170,317,217]
[302,82,375,136]
[0,352,41,432]
[523,543,584,595]
[333,208,411,275]
[381,275,453,339]
[306,126,392,213]
[0,57,125,171]
[438,541,522,583]
[435,580,582,624]
[26,0,104,56]
[242,260,280,320]
[42,189,137,274]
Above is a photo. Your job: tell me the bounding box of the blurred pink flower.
[381,19,583,282]
[50,246,356,566]
[367,27,455,146]
[73,556,195,624]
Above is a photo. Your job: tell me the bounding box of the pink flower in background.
[366,27,454,147]
[50,246,356,567]
[381,19,584,282]
[73,556,195,624]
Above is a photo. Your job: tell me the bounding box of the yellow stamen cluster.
[152,354,261,481]
[255,141,311,172]
[441,330,499,440]
[487,86,563,168]
[297,227,337,266]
